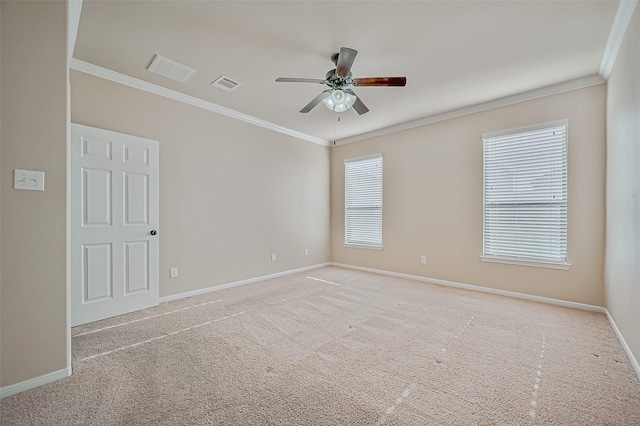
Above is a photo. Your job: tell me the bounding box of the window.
[345,155,383,248]
[482,122,569,269]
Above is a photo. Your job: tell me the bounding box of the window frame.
[344,154,383,250]
[481,120,571,270]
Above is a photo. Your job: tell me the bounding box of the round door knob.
[150,230,157,236]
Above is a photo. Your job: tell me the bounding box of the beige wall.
[70,71,330,298]
[1,1,68,387]
[605,7,640,365]
[331,85,606,306]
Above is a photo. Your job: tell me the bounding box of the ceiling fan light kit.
[276,47,406,115]
[323,89,357,112]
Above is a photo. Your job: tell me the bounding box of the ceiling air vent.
[147,54,196,83]
[211,76,241,92]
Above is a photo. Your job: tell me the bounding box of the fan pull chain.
[333,111,336,146]
[333,113,341,145]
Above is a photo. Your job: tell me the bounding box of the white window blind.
[483,124,567,264]
[345,155,383,247]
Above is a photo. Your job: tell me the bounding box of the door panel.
[124,172,149,225]
[83,168,112,226]
[82,137,112,160]
[71,123,159,326]
[124,144,149,165]
[125,241,149,293]
[83,243,113,301]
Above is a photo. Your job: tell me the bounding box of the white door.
[71,123,159,326]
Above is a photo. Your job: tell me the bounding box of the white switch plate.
[14,169,45,191]
[271,253,277,262]
[170,267,178,278]
[421,256,427,265]
[304,249,309,257]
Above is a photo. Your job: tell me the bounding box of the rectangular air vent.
[147,55,196,83]
[211,76,241,92]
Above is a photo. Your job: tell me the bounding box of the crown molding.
[599,0,638,80]
[335,75,605,146]
[69,59,330,147]
[67,1,83,61]
[69,0,634,150]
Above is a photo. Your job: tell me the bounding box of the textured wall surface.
[331,85,606,306]
[605,6,640,368]
[1,1,68,387]
[71,71,330,299]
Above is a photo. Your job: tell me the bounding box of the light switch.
[14,169,45,191]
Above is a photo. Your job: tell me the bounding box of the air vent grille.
[211,76,241,92]
[148,55,196,83]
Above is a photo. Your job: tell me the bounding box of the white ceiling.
[72,0,620,144]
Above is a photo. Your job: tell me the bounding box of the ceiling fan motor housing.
[325,69,352,88]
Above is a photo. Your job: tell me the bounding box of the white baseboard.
[330,262,640,381]
[159,263,331,303]
[604,309,640,382]
[0,367,71,399]
[330,262,605,312]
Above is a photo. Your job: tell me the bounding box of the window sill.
[480,255,571,270]
[344,243,383,251]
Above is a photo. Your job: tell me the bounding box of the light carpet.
[1,266,639,425]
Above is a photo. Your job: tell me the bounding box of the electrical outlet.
[170,267,178,278]
[421,255,427,265]
[271,253,277,262]
[304,249,309,257]
[609,281,613,294]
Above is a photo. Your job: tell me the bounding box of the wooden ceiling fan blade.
[345,90,369,115]
[300,90,331,113]
[336,47,358,78]
[276,77,326,84]
[353,77,407,87]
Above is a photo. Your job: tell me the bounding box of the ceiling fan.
[275,47,406,115]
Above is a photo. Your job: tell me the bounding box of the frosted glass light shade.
[323,97,335,110]
[331,89,346,105]
[323,89,357,112]
[344,91,356,108]
[334,103,348,113]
